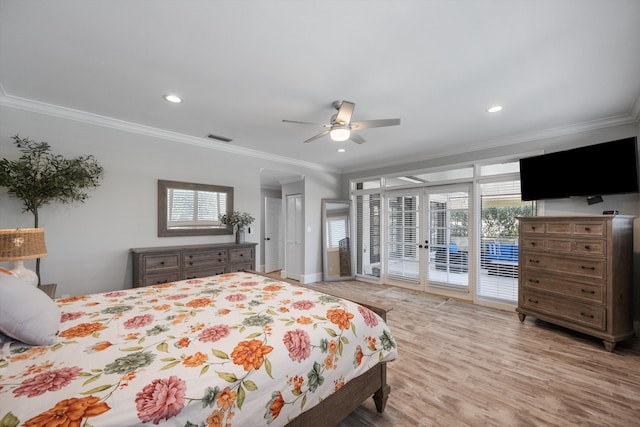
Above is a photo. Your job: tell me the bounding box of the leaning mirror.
[322,199,354,281]
[158,180,234,237]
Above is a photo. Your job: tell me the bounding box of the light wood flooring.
[293,278,640,427]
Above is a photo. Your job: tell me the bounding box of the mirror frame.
[158,179,234,237]
[321,199,354,281]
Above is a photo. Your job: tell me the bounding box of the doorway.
[385,185,470,293]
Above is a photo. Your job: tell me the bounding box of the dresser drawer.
[143,254,179,272]
[573,240,605,256]
[143,272,180,286]
[228,262,254,273]
[521,271,604,303]
[183,250,227,269]
[545,222,572,235]
[521,222,546,234]
[521,237,545,251]
[229,248,254,264]
[521,290,606,331]
[546,239,572,252]
[183,266,227,280]
[573,222,606,236]
[522,253,605,280]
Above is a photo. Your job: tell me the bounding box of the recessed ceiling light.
[337,148,346,153]
[163,94,183,103]
[487,106,503,113]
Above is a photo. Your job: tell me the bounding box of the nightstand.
[37,283,57,299]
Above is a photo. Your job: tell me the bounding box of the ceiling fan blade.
[349,133,366,144]
[333,100,355,125]
[283,119,330,127]
[350,118,401,129]
[303,130,331,143]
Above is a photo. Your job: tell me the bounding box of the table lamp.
[0,228,48,286]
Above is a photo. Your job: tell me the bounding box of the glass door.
[425,187,470,291]
[386,192,420,286]
[385,186,470,292]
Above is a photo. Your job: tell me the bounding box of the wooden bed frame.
[248,272,392,426]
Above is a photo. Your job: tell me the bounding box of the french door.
[385,185,470,293]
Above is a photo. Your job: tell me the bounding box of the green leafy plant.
[220,211,255,229]
[0,134,104,281]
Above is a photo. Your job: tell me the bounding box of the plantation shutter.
[478,180,535,302]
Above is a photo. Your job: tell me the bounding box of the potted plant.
[220,210,254,244]
[0,135,104,283]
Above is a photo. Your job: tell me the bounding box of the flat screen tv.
[519,137,639,201]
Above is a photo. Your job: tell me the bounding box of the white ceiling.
[1,0,639,176]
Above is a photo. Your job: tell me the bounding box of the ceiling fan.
[282,100,400,144]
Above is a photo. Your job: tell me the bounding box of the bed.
[0,271,397,426]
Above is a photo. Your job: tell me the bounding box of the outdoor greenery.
[482,205,534,238]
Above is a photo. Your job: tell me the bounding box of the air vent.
[206,133,233,143]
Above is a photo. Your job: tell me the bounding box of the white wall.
[0,106,341,296]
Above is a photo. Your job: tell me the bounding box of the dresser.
[517,215,634,351]
[131,243,257,288]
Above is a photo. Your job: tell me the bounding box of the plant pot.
[236,227,245,244]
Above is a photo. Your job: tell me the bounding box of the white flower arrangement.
[220,211,255,229]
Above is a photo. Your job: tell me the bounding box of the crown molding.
[345,113,639,173]
[630,93,640,121]
[0,92,340,174]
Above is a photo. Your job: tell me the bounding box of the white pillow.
[0,272,60,345]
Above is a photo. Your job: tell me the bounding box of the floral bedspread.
[0,272,397,426]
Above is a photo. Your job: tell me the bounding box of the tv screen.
[520,137,639,201]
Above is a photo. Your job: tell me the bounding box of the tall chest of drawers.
[517,215,634,351]
[131,243,257,288]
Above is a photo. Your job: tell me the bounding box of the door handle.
[265,237,271,241]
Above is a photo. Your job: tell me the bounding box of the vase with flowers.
[220,211,255,244]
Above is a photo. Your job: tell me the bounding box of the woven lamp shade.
[0,228,48,261]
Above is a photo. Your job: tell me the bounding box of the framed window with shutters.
[158,180,234,237]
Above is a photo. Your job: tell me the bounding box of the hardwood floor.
[295,278,640,427]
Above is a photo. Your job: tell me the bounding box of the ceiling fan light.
[330,128,350,142]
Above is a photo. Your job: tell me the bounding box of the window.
[478,180,535,302]
[167,188,227,227]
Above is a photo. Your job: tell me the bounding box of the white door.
[264,197,283,273]
[285,194,303,281]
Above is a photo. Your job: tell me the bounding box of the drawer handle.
[580,266,595,271]
[583,245,591,250]
[239,254,244,257]
[584,227,591,231]
[581,289,596,295]
[189,262,193,266]
[527,298,539,304]
[218,259,222,262]
[580,312,595,319]
[528,279,540,284]
[160,261,165,265]
[530,242,536,246]
[531,226,536,230]
[528,259,540,264]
